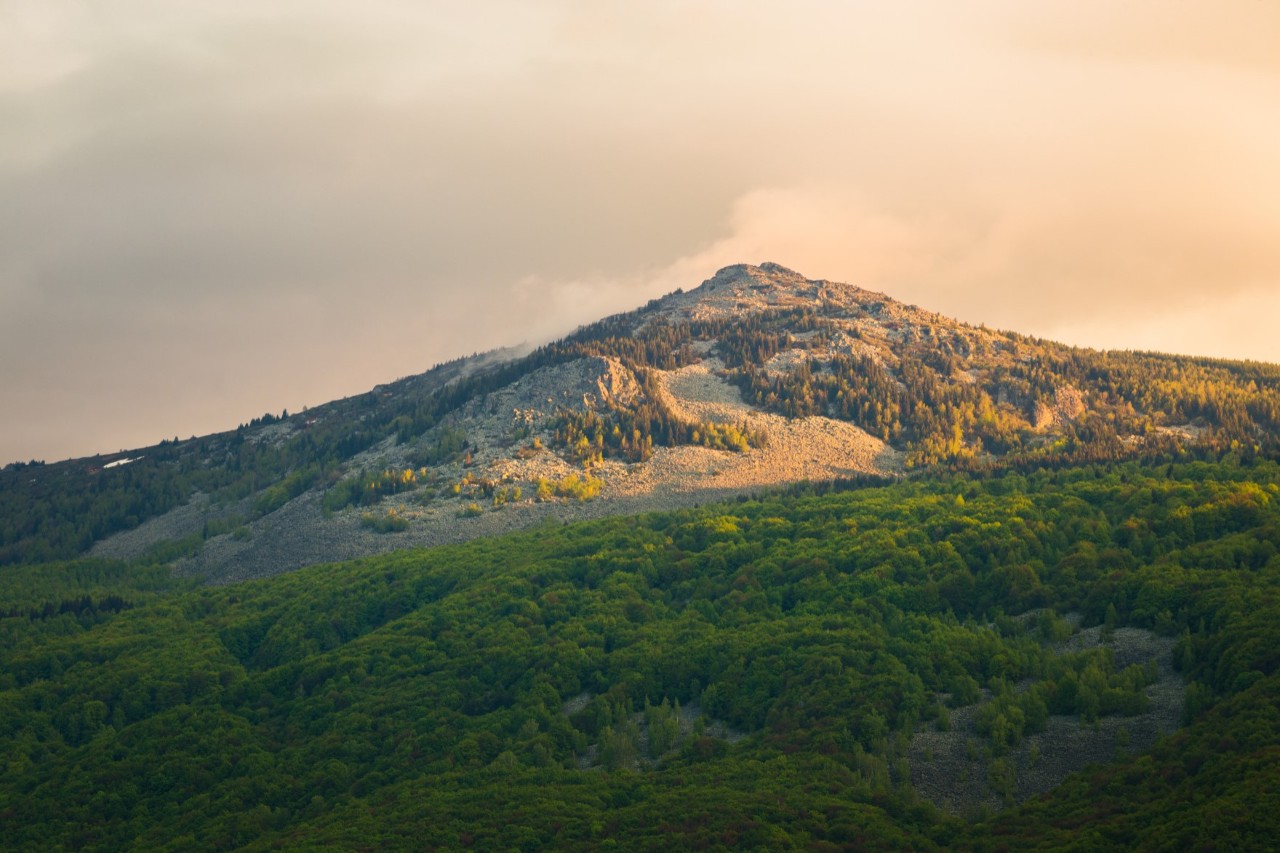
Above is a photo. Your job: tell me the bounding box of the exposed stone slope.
[164,353,900,583]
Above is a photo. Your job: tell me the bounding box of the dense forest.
[2,455,1279,849]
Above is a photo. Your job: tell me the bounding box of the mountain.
[4,264,1280,848]
[4,262,1280,581]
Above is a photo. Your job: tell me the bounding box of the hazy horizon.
[4,1,1279,465]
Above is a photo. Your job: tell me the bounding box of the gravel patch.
[89,492,248,561]
[907,626,1184,816]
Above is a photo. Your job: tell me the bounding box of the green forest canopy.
[2,455,1280,849]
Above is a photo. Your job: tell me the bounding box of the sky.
[3,1,1279,465]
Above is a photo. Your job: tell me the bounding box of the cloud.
[1048,285,1280,364]
[637,163,1280,360]
[2,0,1279,463]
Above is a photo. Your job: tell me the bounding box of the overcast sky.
[3,1,1279,464]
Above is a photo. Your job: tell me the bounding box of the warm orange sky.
[2,1,1279,464]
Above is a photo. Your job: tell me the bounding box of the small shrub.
[531,475,603,502]
[360,509,409,533]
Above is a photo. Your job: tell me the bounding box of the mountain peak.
[711,260,804,278]
[655,262,881,323]
[649,261,824,323]
[704,261,811,290]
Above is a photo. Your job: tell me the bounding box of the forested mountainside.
[2,457,1279,849]
[5,265,1280,846]
[4,264,1279,580]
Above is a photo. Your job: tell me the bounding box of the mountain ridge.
[4,262,1279,577]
